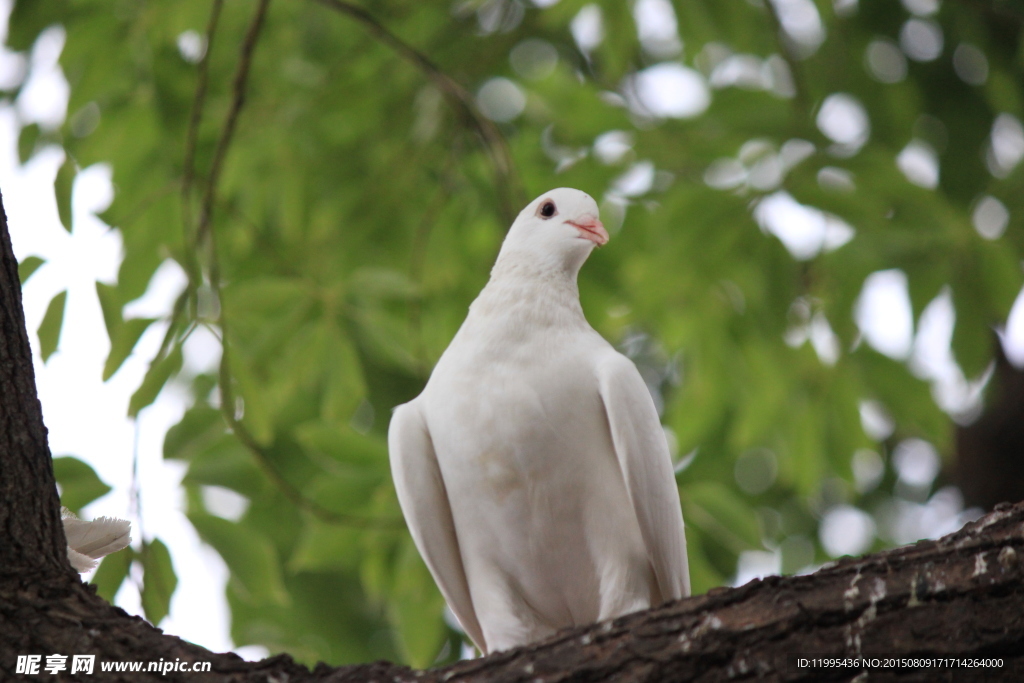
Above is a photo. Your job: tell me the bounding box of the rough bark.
[2,188,1023,682]
[0,188,70,576]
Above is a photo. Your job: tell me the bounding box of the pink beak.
[567,215,609,246]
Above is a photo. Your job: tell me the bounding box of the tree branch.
[181,0,224,288]
[4,496,1023,681]
[310,0,524,225]
[195,0,271,249]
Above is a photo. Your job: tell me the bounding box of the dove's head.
[498,188,608,277]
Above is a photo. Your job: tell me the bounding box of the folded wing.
[388,402,487,652]
[597,353,690,601]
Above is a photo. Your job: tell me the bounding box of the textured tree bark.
[2,188,1023,682]
[0,190,72,577]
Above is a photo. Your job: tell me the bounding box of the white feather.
[389,404,487,652]
[67,547,99,573]
[389,188,689,654]
[62,511,131,572]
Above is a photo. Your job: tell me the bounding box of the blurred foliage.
[140,538,179,625]
[14,0,1024,669]
[53,456,111,514]
[36,288,66,361]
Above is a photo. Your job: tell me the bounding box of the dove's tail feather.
[61,511,131,573]
[67,546,99,573]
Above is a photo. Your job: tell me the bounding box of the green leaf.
[950,280,992,380]
[348,267,419,301]
[682,481,763,553]
[6,2,61,51]
[140,538,177,625]
[17,123,40,164]
[228,355,274,446]
[182,434,266,497]
[128,346,183,417]
[320,323,366,422]
[349,306,419,372]
[91,545,134,603]
[190,513,290,607]
[223,276,308,317]
[55,156,76,233]
[289,519,362,572]
[976,239,1024,321]
[164,405,224,461]
[37,290,67,362]
[104,317,157,380]
[306,470,387,516]
[390,539,448,668]
[294,421,388,470]
[95,281,123,337]
[17,256,44,284]
[787,401,826,496]
[53,456,112,513]
[684,526,728,596]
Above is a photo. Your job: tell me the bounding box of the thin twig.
[181,0,225,287]
[195,0,272,248]
[310,0,524,224]
[129,419,144,544]
[125,417,145,596]
[152,290,188,367]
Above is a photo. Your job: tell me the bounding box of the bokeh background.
[3,0,1024,668]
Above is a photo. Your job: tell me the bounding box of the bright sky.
[4,0,1024,657]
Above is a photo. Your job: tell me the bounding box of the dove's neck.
[468,256,587,332]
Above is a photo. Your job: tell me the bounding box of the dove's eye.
[539,201,557,219]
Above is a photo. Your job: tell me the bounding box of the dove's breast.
[421,326,656,637]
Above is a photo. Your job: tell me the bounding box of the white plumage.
[389,188,689,654]
[62,509,132,573]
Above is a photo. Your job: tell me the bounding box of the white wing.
[62,515,132,573]
[597,353,690,601]
[388,401,487,652]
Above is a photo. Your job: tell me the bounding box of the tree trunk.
[955,342,1024,511]
[1,188,1022,682]
[0,194,68,578]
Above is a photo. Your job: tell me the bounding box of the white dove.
[389,188,689,654]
